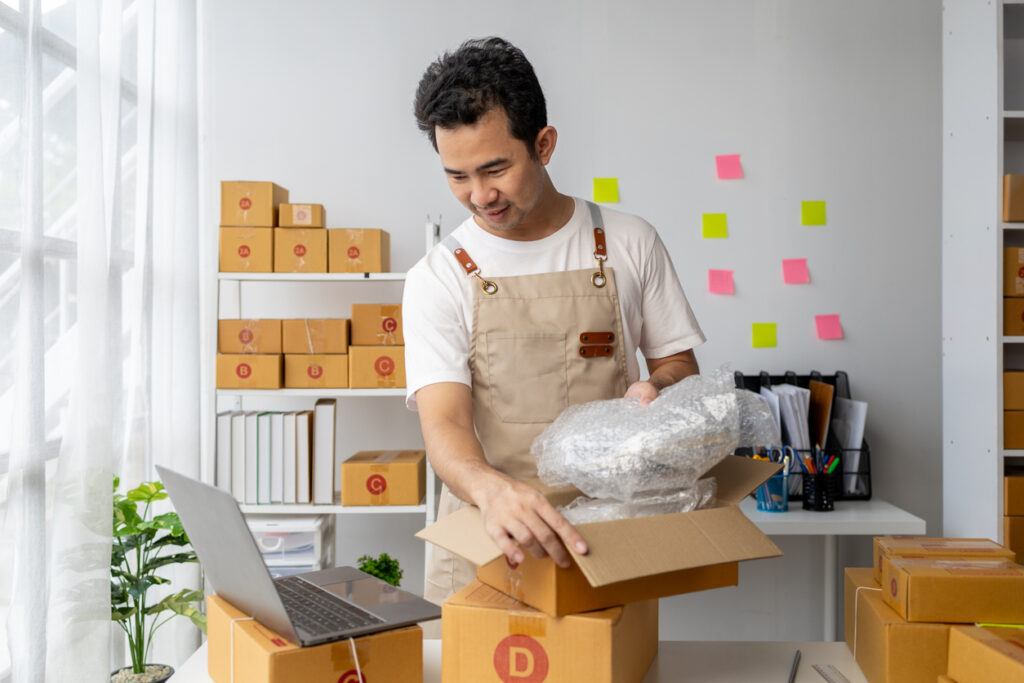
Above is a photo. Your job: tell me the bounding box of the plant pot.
[110,664,175,683]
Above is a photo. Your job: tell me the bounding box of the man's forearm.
[647,350,700,391]
[422,420,505,507]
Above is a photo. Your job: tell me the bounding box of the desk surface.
[174,639,866,682]
[739,496,926,535]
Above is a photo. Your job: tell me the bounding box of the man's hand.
[624,349,701,404]
[625,380,659,405]
[472,473,588,568]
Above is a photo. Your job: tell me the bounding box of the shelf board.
[1003,222,1024,229]
[240,503,426,514]
[217,388,406,397]
[1004,450,1024,458]
[1005,110,1024,118]
[217,272,405,282]
[1004,336,1024,343]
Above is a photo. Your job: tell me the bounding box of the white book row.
[215,399,336,505]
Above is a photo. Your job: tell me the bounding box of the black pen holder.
[802,472,839,511]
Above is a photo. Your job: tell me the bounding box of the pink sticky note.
[815,314,844,340]
[782,258,810,284]
[708,269,734,294]
[715,154,743,180]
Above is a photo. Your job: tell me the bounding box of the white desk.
[739,496,926,641]
[173,639,867,682]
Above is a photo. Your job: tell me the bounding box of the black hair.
[414,37,547,157]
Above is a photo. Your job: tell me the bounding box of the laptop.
[156,465,441,647]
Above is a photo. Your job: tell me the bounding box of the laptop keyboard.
[275,575,385,636]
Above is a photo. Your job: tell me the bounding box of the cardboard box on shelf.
[278,203,325,228]
[947,626,1024,683]
[843,566,951,683]
[273,228,327,273]
[221,181,289,227]
[219,227,273,272]
[881,555,1024,623]
[218,319,282,354]
[216,354,282,389]
[1005,516,1024,563]
[1007,411,1024,450]
[328,228,390,273]
[1006,298,1024,336]
[1005,175,1024,223]
[206,593,422,683]
[350,304,403,345]
[341,450,426,506]
[1005,248,1024,296]
[872,537,1017,583]
[1006,372,1024,411]
[284,354,348,389]
[1007,472,1024,515]
[349,346,405,389]
[418,456,782,617]
[442,580,658,683]
[282,319,349,354]
[937,676,959,683]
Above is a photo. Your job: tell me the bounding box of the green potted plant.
[357,552,403,587]
[110,476,206,683]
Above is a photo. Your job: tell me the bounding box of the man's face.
[435,108,546,235]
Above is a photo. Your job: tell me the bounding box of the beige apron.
[423,202,631,605]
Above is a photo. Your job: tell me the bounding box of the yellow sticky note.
[593,178,619,203]
[752,323,777,348]
[702,213,728,239]
[801,201,827,226]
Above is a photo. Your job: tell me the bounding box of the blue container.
[755,473,789,512]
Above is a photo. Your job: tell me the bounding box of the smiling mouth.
[481,206,510,220]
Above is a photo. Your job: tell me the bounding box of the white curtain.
[0,1,200,680]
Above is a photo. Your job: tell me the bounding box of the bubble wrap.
[532,366,778,501]
[559,478,718,525]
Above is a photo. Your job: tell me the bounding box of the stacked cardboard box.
[1005,247,1024,450]
[1008,472,1024,562]
[329,228,390,273]
[219,181,288,272]
[418,456,786,682]
[340,450,426,506]
[216,319,283,389]
[283,319,350,388]
[348,303,405,388]
[273,200,327,273]
[947,625,1024,683]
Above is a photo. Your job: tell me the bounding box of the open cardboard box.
[417,456,783,616]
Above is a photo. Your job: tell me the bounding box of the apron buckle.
[473,271,499,295]
[591,255,607,288]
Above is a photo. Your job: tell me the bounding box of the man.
[405,37,705,605]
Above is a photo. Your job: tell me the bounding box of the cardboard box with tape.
[1005,516,1024,563]
[880,555,1024,623]
[350,304,403,346]
[216,354,282,389]
[442,580,658,683]
[219,227,273,272]
[1007,411,1024,450]
[349,345,405,389]
[947,625,1024,683]
[872,536,1016,583]
[221,181,289,227]
[1005,175,1024,222]
[341,450,426,506]
[284,354,348,389]
[282,319,349,354]
[418,456,782,617]
[1007,471,1024,515]
[328,228,390,273]
[273,228,327,273]
[1006,298,1024,336]
[218,319,282,354]
[206,594,422,683]
[278,203,325,228]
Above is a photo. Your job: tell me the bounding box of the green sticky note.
[801,201,827,226]
[752,323,777,348]
[702,213,728,239]
[593,178,619,203]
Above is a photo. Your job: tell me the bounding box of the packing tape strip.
[303,319,315,353]
[230,616,255,683]
[373,451,402,464]
[348,637,363,682]
[852,585,882,657]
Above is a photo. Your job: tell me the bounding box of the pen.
[788,649,801,683]
[826,457,840,474]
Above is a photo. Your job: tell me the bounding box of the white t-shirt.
[402,197,705,410]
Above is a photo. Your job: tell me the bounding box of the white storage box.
[246,515,334,567]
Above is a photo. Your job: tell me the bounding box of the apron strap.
[586,201,609,288]
[444,235,498,295]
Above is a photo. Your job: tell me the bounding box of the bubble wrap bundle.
[559,478,718,525]
[532,366,780,503]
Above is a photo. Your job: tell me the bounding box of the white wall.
[199,0,942,640]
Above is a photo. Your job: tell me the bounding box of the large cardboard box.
[1008,411,1024,449]
[418,456,783,617]
[1005,516,1024,563]
[219,227,273,272]
[881,555,1024,623]
[284,354,348,389]
[206,594,422,683]
[1007,372,1024,411]
[872,537,1016,583]
[341,450,426,506]
[442,580,658,683]
[1008,472,1024,515]
[844,568,950,683]
[273,228,327,273]
[216,354,282,389]
[1007,298,1024,335]
[1006,248,1024,297]
[349,345,406,389]
[278,203,325,228]
[221,181,288,227]
[282,319,349,354]
[1005,175,1024,222]
[947,626,1024,683]
[350,304,403,345]
[218,319,282,354]
[329,228,390,273]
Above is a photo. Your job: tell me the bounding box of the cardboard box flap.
[571,505,782,587]
[415,506,500,567]
[705,456,783,504]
